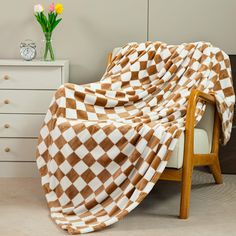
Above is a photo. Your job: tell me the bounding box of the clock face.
[20,46,36,61]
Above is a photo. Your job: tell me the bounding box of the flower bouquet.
[34,3,64,61]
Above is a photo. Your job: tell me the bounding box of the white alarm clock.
[20,39,37,61]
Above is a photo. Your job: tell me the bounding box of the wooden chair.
[107,49,223,219]
[159,90,222,219]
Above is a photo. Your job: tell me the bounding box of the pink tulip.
[49,3,55,12]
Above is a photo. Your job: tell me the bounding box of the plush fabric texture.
[36,41,235,234]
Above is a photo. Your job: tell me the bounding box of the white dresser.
[0,60,69,177]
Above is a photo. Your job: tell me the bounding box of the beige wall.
[0,0,235,84]
[149,0,236,54]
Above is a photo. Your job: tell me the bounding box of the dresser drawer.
[0,66,62,89]
[0,138,38,161]
[0,162,39,177]
[0,90,54,114]
[0,114,44,137]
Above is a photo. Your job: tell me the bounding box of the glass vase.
[43,32,55,61]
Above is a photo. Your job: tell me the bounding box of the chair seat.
[167,128,210,169]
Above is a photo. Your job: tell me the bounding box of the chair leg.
[179,167,193,219]
[210,111,222,184]
[209,157,223,184]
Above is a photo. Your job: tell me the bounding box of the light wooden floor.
[0,170,236,236]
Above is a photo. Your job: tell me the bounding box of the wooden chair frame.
[159,90,222,219]
[107,53,223,219]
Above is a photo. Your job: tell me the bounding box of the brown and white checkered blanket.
[36,41,235,234]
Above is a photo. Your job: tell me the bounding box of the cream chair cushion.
[167,128,210,169]
[167,103,215,169]
[111,47,215,169]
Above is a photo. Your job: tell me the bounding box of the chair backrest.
[112,47,121,59]
[110,47,215,152]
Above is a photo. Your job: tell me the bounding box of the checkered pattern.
[36,41,235,234]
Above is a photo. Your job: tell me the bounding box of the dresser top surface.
[0,59,69,67]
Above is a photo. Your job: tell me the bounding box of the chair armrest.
[107,48,122,66]
[107,52,112,66]
[185,89,220,155]
[185,90,216,131]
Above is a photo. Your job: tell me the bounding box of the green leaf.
[51,18,62,32]
[48,13,52,32]
[52,13,57,25]
[48,13,51,23]
[35,14,46,32]
[34,11,61,33]
[42,13,49,31]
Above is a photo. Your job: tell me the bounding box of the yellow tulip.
[55,3,63,14]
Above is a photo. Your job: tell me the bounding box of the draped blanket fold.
[36,41,235,234]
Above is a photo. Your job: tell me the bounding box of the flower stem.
[48,42,55,61]
[44,33,54,61]
[44,42,49,60]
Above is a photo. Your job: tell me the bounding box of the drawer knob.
[4,124,10,128]
[4,147,10,152]
[3,75,9,80]
[4,99,10,104]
